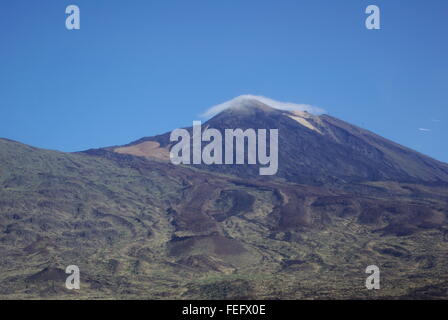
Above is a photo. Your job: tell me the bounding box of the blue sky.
[0,0,447,162]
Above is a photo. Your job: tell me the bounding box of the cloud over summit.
[201,95,326,118]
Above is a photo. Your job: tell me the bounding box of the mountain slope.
[1,97,448,299]
[115,98,448,186]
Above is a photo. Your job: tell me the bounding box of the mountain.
[1,97,448,299]
[114,97,448,187]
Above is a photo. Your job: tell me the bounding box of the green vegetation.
[0,138,447,300]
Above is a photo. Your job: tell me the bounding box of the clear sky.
[1,0,447,162]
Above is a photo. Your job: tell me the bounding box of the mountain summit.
[201,95,325,118]
[113,97,448,186]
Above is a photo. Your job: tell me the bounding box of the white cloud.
[200,95,326,118]
[418,128,431,132]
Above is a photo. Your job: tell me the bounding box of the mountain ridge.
[106,101,448,186]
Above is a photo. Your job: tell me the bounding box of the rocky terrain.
[0,98,447,299]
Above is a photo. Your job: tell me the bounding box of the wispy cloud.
[418,128,431,132]
[201,95,325,118]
